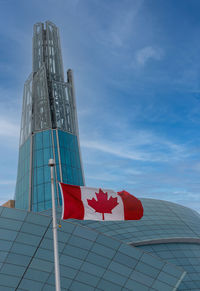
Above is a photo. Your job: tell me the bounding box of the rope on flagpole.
[49,159,61,291]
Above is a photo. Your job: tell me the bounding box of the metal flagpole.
[48,159,61,291]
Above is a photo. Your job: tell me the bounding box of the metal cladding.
[20,21,76,145]
[15,21,84,211]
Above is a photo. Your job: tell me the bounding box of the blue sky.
[0,0,200,212]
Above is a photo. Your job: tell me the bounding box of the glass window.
[63,245,87,260]
[0,228,17,241]
[62,166,67,183]
[60,265,77,279]
[97,279,121,291]
[11,242,35,256]
[157,272,178,286]
[119,244,142,260]
[37,184,45,202]
[68,236,93,250]
[71,151,76,167]
[0,274,20,288]
[70,280,94,291]
[72,167,78,185]
[125,279,148,291]
[0,251,8,262]
[24,268,49,282]
[73,226,98,241]
[91,243,116,258]
[1,263,26,277]
[40,238,53,251]
[35,248,54,262]
[152,279,172,291]
[6,253,31,267]
[86,252,110,268]
[131,270,154,286]
[36,150,44,167]
[141,253,165,269]
[0,218,23,231]
[135,261,160,278]
[21,222,45,236]
[114,252,138,268]
[41,284,55,291]
[38,202,45,212]
[44,166,50,183]
[103,270,127,286]
[59,254,82,269]
[35,132,43,150]
[60,276,72,289]
[80,261,104,277]
[96,234,121,250]
[43,130,51,148]
[30,258,53,272]
[44,183,51,201]
[108,261,132,277]
[67,167,73,184]
[44,148,51,165]
[19,278,43,291]
[1,208,27,221]
[36,167,44,185]
[45,200,52,210]
[26,212,50,227]
[16,232,41,246]
[76,271,99,287]
[65,150,71,166]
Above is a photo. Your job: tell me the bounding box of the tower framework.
[15,21,85,211]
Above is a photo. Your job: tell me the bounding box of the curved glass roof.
[0,205,184,290]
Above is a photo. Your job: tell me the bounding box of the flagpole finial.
[48,158,55,167]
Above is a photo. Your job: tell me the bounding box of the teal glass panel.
[16,128,84,212]
[35,131,43,150]
[43,130,51,148]
[44,183,51,201]
[36,167,43,185]
[15,137,31,210]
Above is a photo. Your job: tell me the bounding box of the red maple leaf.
[87,189,119,220]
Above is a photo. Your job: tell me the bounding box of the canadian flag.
[59,183,143,221]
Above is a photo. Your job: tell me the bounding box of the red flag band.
[59,183,143,221]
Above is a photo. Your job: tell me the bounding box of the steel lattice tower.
[15,21,85,211]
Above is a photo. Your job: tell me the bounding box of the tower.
[15,21,85,212]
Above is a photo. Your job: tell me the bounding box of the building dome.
[1,198,200,290]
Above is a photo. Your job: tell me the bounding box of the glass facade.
[31,129,84,212]
[15,138,31,211]
[15,21,84,211]
[0,205,185,291]
[139,243,200,290]
[41,198,200,290]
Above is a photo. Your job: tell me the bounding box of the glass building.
[2,21,199,290]
[2,199,200,290]
[14,21,85,212]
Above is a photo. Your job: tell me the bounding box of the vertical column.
[28,135,33,211]
[67,69,85,185]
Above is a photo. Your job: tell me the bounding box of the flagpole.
[48,159,61,291]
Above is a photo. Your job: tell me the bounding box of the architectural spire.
[15,21,84,212]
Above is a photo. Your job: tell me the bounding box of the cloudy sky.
[0,0,200,212]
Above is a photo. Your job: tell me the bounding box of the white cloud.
[81,130,189,163]
[0,180,15,185]
[135,46,164,66]
[82,139,148,161]
[0,118,20,138]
